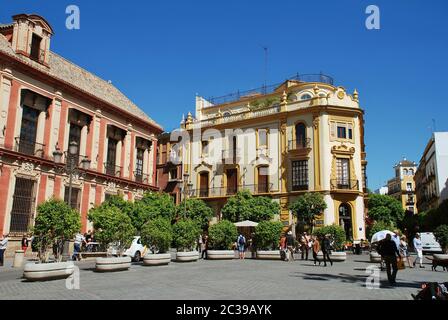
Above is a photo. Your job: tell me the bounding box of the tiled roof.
[0,34,162,131]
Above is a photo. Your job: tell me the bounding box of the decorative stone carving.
[16,162,40,178]
[105,181,118,194]
[331,144,355,155]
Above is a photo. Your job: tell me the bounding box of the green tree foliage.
[221,190,279,222]
[434,225,448,253]
[367,194,404,225]
[33,198,81,262]
[254,221,284,250]
[313,225,346,251]
[289,193,327,226]
[208,220,238,250]
[173,219,201,251]
[140,217,173,253]
[176,198,214,231]
[88,206,136,255]
[366,220,396,241]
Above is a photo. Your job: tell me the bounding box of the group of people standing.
[377,231,425,286]
[279,231,334,267]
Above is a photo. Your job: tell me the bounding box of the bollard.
[13,250,25,268]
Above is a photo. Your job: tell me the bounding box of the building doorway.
[339,203,353,241]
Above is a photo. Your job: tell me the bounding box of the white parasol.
[371,230,395,243]
[234,220,259,227]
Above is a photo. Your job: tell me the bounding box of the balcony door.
[257,166,269,193]
[336,158,350,188]
[199,172,209,197]
[226,168,238,195]
[295,123,306,149]
[106,138,118,176]
[18,106,39,156]
[135,148,144,182]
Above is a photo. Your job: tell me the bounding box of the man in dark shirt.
[286,231,295,262]
[381,234,401,285]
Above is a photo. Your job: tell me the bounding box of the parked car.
[108,237,147,261]
[420,232,443,254]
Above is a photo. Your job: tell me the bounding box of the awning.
[234,220,258,227]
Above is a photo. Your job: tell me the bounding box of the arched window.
[403,169,408,176]
[223,111,231,117]
[295,123,306,148]
[409,169,414,175]
[339,203,352,240]
[301,93,312,100]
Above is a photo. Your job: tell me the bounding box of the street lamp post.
[53,141,91,261]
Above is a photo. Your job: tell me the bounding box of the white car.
[420,232,443,254]
[123,236,147,262]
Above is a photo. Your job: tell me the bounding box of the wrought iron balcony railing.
[288,138,311,151]
[133,171,150,184]
[15,137,45,158]
[188,183,274,198]
[104,162,122,177]
[330,179,359,191]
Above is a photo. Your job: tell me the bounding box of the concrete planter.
[256,250,281,260]
[143,253,172,266]
[95,256,131,272]
[433,254,448,261]
[317,251,347,262]
[207,250,236,260]
[23,262,74,281]
[175,251,199,262]
[370,252,382,263]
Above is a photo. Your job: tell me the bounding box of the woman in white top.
[413,233,425,268]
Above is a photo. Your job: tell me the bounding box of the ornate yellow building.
[176,74,368,241]
[387,159,418,213]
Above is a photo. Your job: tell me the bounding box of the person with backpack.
[237,234,246,260]
[286,231,295,262]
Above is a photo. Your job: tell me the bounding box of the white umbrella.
[234,220,259,227]
[371,230,395,243]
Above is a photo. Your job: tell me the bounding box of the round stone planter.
[317,251,347,262]
[23,262,74,281]
[207,250,236,260]
[256,250,281,260]
[433,254,448,261]
[175,251,199,262]
[95,256,131,272]
[370,252,382,263]
[143,253,172,266]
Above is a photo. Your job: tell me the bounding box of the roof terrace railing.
[205,73,334,107]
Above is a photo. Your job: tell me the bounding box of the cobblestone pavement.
[0,253,446,300]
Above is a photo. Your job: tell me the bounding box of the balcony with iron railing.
[288,138,311,151]
[133,171,150,184]
[188,183,274,198]
[330,179,359,191]
[15,137,45,158]
[104,162,122,177]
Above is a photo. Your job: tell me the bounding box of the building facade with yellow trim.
[175,74,368,241]
[387,158,418,214]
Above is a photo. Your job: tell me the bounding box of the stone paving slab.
[0,253,446,300]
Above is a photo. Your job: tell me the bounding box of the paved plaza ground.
[0,252,446,300]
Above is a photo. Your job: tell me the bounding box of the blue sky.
[2,0,448,191]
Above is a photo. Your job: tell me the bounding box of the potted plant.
[255,221,283,260]
[314,225,347,262]
[23,199,81,281]
[88,206,136,272]
[173,219,200,262]
[207,220,238,260]
[140,217,173,266]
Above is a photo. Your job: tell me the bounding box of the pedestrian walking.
[312,235,321,266]
[322,234,333,267]
[201,235,208,259]
[198,234,203,254]
[413,233,425,268]
[21,234,30,253]
[400,235,413,268]
[72,232,85,261]
[381,233,402,285]
[0,234,9,267]
[237,234,246,260]
[286,231,295,262]
[300,232,310,260]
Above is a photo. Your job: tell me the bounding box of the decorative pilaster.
[313,114,321,190]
